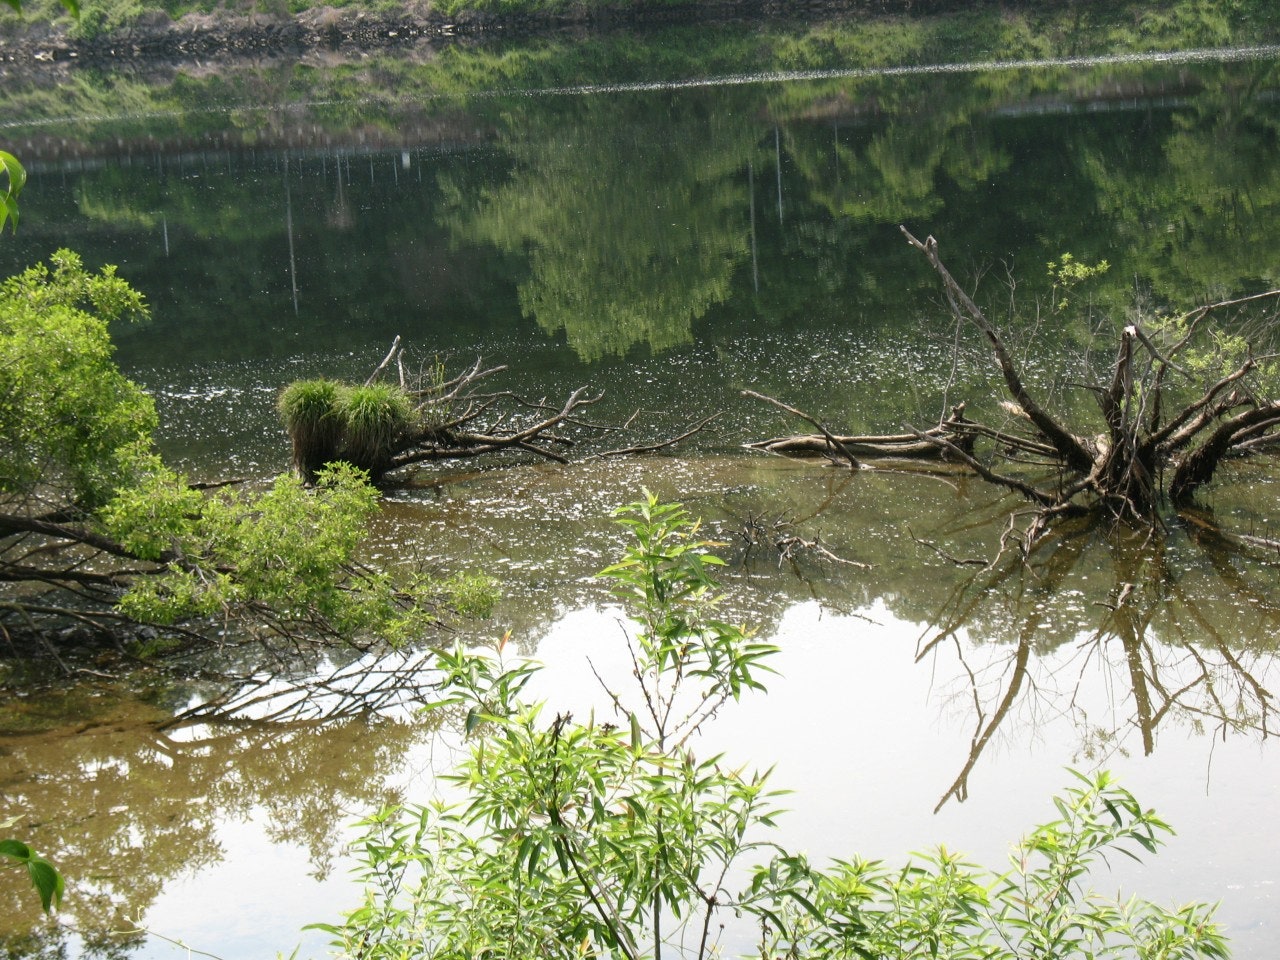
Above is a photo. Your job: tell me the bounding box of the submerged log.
[751,430,960,460]
[748,404,976,461]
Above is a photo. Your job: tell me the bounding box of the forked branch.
[900,227,1097,474]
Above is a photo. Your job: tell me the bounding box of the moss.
[128,633,189,659]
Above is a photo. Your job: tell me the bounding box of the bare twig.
[741,389,861,469]
[904,425,1062,509]
[906,526,987,567]
[364,336,403,386]
[595,414,722,458]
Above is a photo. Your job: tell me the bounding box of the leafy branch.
[320,498,1228,960]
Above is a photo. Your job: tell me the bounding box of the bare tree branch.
[741,389,861,469]
[901,226,1097,474]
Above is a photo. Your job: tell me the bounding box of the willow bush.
[316,494,1230,960]
[0,252,482,652]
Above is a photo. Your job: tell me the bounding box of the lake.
[2,16,1280,958]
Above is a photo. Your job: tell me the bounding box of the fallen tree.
[279,337,718,485]
[748,229,1280,544]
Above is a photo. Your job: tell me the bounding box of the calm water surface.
[2,36,1280,958]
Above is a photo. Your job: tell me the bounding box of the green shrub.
[0,250,152,510]
[68,0,142,39]
[316,495,1228,960]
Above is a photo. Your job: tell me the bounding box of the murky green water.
[3,28,1280,959]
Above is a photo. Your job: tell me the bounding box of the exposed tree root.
[746,230,1280,545]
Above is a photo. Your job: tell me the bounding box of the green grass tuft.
[278,378,343,482]
[338,383,415,476]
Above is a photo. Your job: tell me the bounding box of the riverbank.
[2,0,1278,74]
[0,0,964,70]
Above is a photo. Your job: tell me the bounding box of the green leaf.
[786,889,826,922]
[2,840,63,913]
[1,151,27,193]
[0,193,18,233]
[300,922,342,934]
[1102,797,1122,826]
[527,837,543,879]
[552,837,570,874]
[0,839,32,860]
[27,858,64,913]
[0,152,25,234]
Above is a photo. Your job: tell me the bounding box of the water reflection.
[2,455,1279,956]
[164,648,446,726]
[0,700,433,955]
[3,56,1279,376]
[896,490,1277,807]
[440,95,757,360]
[383,455,1280,790]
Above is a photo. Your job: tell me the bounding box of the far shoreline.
[0,0,1101,74]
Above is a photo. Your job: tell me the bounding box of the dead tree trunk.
[899,227,1280,525]
[280,347,718,484]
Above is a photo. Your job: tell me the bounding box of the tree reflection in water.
[3,464,1278,954]
[0,649,451,955]
[919,514,1278,813]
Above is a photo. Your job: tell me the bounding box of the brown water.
[4,453,1277,956]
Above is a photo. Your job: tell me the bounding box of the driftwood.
[899,227,1280,528]
[741,389,864,468]
[744,231,1280,552]
[748,408,976,461]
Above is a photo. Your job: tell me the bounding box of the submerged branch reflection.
[920,519,1278,812]
[163,647,442,728]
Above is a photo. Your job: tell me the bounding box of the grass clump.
[338,383,414,477]
[278,378,344,483]
[280,379,416,481]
